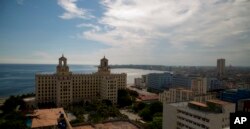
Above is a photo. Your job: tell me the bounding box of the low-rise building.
[220,88,250,104]
[192,93,217,102]
[159,88,193,103]
[159,88,216,103]
[163,99,235,129]
[134,78,145,88]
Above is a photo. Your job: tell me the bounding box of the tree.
[102,99,112,106]
[148,117,162,129]
[118,89,132,107]
[1,95,25,113]
[149,101,163,115]
[139,107,152,121]
[133,102,146,112]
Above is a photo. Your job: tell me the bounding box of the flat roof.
[31,108,69,128]
[206,99,232,105]
[138,94,159,101]
[189,101,208,108]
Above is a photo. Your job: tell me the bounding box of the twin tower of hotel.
[35,55,127,107]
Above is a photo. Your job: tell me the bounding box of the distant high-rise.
[217,58,225,78]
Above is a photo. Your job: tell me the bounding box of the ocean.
[0,64,164,97]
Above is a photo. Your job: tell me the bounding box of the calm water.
[0,64,164,97]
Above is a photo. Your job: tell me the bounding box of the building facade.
[163,100,235,129]
[191,77,207,95]
[172,75,192,89]
[35,55,126,107]
[159,88,216,103]
[237,99,250,112]
[134,78,145,88]
[220,88,250,103]
[159,88,193,103]
[217,58,225,78]
[146,72,173,90]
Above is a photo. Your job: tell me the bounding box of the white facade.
[159,88,193,103]
[163,100,235,129]
[159,86,214,104]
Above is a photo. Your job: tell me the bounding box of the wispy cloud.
[58,0,94,19]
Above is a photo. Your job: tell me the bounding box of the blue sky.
[0,0,250,66]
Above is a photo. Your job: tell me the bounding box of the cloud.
[58,0,94,19]
[57,0,250,65]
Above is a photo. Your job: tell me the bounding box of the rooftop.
[31,108,71,128]
[206,99,233,106]
[189,101,208,108]
[138,94,159,101]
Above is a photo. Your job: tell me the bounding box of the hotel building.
[35,55,126,107]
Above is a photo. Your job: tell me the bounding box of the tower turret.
[97,56,110,74]
[57,54,70,75]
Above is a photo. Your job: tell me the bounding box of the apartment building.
[146,72,173,90]
[159,88,193,103]
[159,88,216,103]
[35,55,126,107]
[217,58,226,78]
[163,99,235,129]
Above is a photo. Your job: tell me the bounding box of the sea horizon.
[0,64,166,98]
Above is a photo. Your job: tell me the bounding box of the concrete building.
[237,99,250,112]
[146,72,172,90]
[192,93,217,103]
[159,88,216,103]
[172,75,208,93]
[207,77,223,91]
[159,88,193,103]
[163,99,235,129]
[217,58,225,78]
[191,77,207,95]
[172,75,192,89]
[35,55,126,107]
[220,88,250,103]
[134,78,145,88]
[220,88,250,111]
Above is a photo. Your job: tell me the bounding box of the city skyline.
[1,0,250,66]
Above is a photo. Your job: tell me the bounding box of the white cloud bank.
[58,0,250,66]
